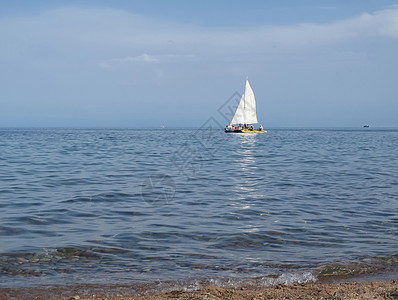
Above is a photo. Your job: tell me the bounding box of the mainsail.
[229,80,258,125]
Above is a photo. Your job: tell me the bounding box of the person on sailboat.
[259,124,263,131]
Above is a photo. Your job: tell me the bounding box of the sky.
[1,0,398,127]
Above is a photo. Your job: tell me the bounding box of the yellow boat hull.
[225,129,267,133]
[242,130,267,133]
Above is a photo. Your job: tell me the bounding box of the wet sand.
[1,281,397,299]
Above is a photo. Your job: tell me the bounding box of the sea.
[0,127,397,293]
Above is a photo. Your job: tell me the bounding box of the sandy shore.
[1,281,397,299]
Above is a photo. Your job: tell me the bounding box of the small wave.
[144,272,317,294]
[316,255,398,282]
[112,210,146,217]
[0,225,26,236]
[17,216,51,226]
[63,192,135,203]
[262,271,317,286]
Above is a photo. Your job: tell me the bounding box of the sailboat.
[225,79,266,133]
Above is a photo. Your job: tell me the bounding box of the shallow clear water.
[0,128,397,287]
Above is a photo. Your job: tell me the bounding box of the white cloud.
[1,6,398,66]
[121,54,159,63]
[98,53,196,69]
[99,54,159,69]
[248,7,398,48]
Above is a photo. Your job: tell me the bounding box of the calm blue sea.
[0,128,397,288]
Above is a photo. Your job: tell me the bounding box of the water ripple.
[0,128,397,287]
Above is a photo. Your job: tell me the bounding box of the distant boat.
[161,125,165,129]
[225,79,266,133]
[363,125,370,128]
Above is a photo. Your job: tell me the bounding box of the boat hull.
[225,129,267,133]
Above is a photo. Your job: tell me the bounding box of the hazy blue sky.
[1,0,398,127]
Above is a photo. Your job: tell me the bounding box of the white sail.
[243,80,258,124]
[229,93,246,125]
[229,79,258,125]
